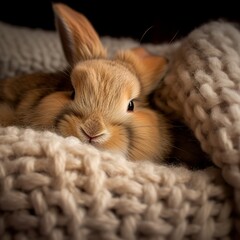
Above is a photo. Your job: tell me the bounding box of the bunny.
[0,3,172,162]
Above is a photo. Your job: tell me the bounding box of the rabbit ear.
[117,47,168,95]
[53,3,106,65]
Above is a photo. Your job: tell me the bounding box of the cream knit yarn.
[0,127,234,239]
[154,20,240,234]
[0,20,239,239]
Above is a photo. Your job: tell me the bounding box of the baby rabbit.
[0,3,172,162]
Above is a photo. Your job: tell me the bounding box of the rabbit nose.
[81,115,108,143]
[80,127,106,143]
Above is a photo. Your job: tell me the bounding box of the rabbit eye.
[70,90,75,100]
[127,100,134,112]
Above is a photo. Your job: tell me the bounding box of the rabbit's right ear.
[53,3,106,65]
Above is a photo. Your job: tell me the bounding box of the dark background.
[0,0,240,44]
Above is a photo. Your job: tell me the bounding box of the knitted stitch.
[0,20,239,239]
[154,20,240,235]
[0,22,66,79]
[0,21,179,79]
[0,126,234,239]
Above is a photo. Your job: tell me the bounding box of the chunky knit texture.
[0,20,239,239]
[154,21,240,236]
[0,127,234,240]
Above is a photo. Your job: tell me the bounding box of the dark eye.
[70,90,75,100]
[127,100,134,112]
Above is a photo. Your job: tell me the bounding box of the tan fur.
[0,103,15,126]
[53,3,106,64]
[22,92,71,128]
[0,3,172,162]
[116,49,168,96]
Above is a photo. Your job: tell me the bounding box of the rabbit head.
[50,3,171,161]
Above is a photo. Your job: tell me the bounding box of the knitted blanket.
[0,20,239,239]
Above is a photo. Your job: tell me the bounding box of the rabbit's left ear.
[117,47,168,95]
[53,3,106,65]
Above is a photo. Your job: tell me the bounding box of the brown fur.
[0,3,171,162]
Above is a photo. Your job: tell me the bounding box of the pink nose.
[81,128,104,143]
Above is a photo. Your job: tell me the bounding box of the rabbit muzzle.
[80,114,109,144]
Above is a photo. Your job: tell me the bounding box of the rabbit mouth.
[79,127,110,145]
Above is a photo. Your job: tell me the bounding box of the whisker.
[139,25,154,44]
[59,67,71,77]
[60,71,70,79]
[164,142,190,154]
[169,30,179,44]
[128,124,192,130]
